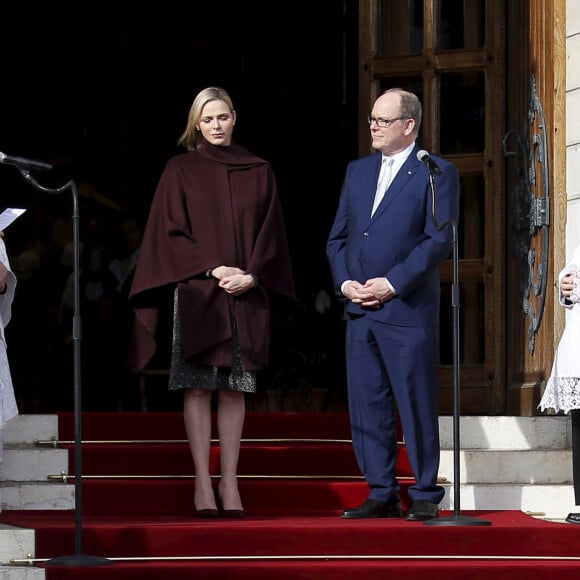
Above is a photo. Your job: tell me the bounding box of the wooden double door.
[359,0,566,415]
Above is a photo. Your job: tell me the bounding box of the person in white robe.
[539,243,580,523]
[0,233,18,465]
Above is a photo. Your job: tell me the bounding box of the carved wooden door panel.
[504,0,566,414]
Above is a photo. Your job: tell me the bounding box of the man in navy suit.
[326,88,460,521]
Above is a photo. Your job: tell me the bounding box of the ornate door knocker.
[503,74,550,355]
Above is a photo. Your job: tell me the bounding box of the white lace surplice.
[539,246,580,414]
[0,238,18,428]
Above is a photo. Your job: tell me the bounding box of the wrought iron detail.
[502,75,550,355]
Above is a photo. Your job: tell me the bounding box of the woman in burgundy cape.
[128,87,295,517]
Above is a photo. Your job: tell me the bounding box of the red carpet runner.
[2,411,580,579]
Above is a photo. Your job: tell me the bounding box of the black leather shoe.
[405,499,439,521]
[342,498,403,519]
[566,512,580,524]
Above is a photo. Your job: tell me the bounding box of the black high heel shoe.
[194,507,219,519]
[216,493,245,519]
[195,493,219,518]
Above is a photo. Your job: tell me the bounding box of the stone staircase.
[438,415,574,520]
[0,413,574,579]
[0,415,73,579]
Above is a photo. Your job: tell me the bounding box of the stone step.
[438,448,572,484]
[0,564,44,580]
[0,482,74,511]
[438,415,570,450]
[0,523,36,564]
[440,482,575,522]
[2,416,58,445]
[0,519,44,579]
[0,448,68,482]
[2,447,570,486]
[2,414,572,449]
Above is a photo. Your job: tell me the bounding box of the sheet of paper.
[0,208,26,230]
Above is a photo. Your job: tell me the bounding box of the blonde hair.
[177,87,235,151]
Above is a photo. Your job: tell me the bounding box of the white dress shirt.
[341,142,416,296]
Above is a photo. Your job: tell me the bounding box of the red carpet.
[1,411,580,579]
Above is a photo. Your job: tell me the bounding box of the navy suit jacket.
[326,144,460,328]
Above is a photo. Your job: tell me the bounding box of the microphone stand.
[422,169,491,527]
[15,169,113,566]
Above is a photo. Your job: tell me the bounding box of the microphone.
[0,151,53,172]
[417,149,442,176]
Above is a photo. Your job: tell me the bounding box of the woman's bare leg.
[216,390,245,510]
[183,388,216,511]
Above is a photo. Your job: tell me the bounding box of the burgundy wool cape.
[127,141,295,374]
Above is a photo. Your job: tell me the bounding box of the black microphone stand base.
[424,513,492,527]
[44,554,114,567]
